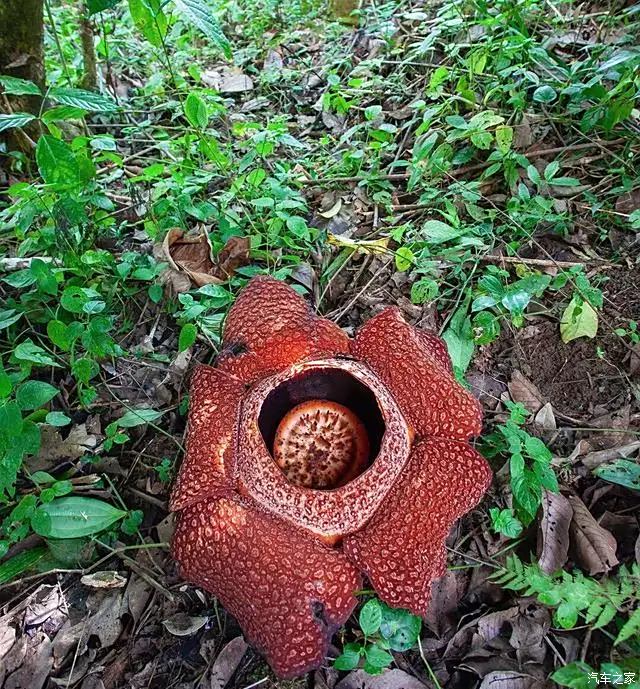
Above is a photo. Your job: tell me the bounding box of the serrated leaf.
[172,0,232,58]
[36,135,79,186]
[0,112,36,133]
[49,87,118,112]
[32,497,126,538]
[615,607,640,645]
[0,75,42,96]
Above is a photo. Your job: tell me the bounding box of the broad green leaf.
[0,75,42,96]
[364,643,393,669]
[32,497,127,538]
[42,105,87,123]
[379,603,421,651]
[0,112,36,133]
[178,323,197,352]
[533,85,557,103]
[128,0,167,47]
[359,599,382,636]
[116,407,163,427]
[560,297,598,343]
[13,340,61,368]
[172,0,232,58]
[15,380,58,410]
[49,87,118,112]
[36,135,79,186]
[594,459,640,491]
[333,643,362,671]
[421,219,462,244]
[184,92,208,129]
[551,661,594,688]
[615,607,640,645]
[0,309,22,330]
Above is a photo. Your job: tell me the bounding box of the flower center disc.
[273,400,370,489]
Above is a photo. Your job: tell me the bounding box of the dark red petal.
[172,496,361,678]
[169,365,243,511]
[343,438,491,615]
[352,307,482,440]
[217,276,349,383]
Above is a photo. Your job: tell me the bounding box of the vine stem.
[44,0,72,86]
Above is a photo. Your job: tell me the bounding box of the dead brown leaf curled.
[508,370,545,414]
[538,490,573,574]
[162,229,250,287]
[568,495,619,575]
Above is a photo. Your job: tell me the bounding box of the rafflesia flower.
[171,276,492,678]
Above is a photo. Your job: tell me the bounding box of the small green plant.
[482,402,558,529]
[334,598,421,674]
[492,555,640,644]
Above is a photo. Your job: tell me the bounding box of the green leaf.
[490,507,523,538]
[379,603,421,651]
[0,308,22,330]
[128,0,167,47]
[333,643,362,671]
[36,135,79,186]
[45,411,72,427]
[0,75,42,96]
[32,497,127,539]
[0,112,36,133]
[533,85,557,104]
[49,87,118,112]
[86,0,121,14]
[116,407,163,428]
[615,607,640,645]
[443,307,475,374]
[14,340,61,368]
[560,297,598,343]
[594,459,640,491]
[178,323,198,352]
[172,0,232,58]
[359,599,383,636]
[421,219,462,244]
[410,278,438,304]
[495,125,513,153]
[551,661,594,689]
[15,380,59,410]
[184,92,209,129]
[0,546,48,584]
[364,643,393,669]
[395,246,415,271]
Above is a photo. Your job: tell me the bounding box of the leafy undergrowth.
[1,0,640,687]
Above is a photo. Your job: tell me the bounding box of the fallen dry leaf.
[538,490,573,574]
[569,495,619,575]
[80,571,127,589]
[162,229,250,287]
[163,612,208,637]
[534,403,556,431]
[478,671,540,689]
[207,635,248,689]
[3,632,53,689]
[336,669,429,689]
[580,440,640,469]
[508,370,545,414]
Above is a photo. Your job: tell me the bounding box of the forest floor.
[1,0,640,688]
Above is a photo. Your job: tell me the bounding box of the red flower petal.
[352,307,482,440]
[169,365,243,511]
[172,496,361,678]
[343,438,491,615]
[217,276,349,383]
